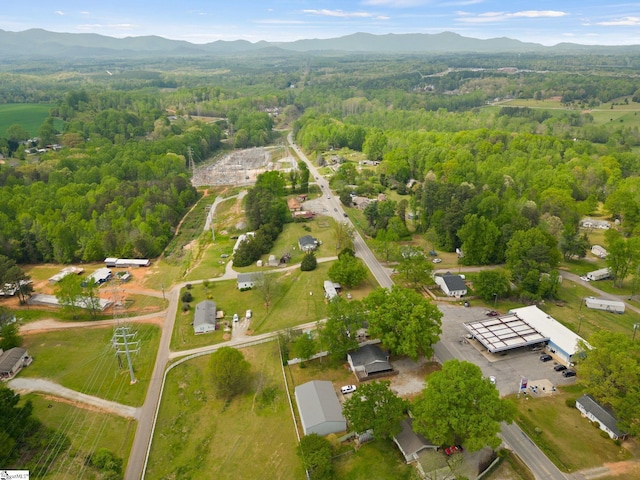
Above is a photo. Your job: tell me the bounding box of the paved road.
[288,133,393,289]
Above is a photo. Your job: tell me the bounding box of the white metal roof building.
[464,305,589,363]
[294,380,346,436]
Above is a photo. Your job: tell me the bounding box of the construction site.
[191,146,297,187]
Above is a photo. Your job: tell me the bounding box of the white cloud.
[55,11,64,16]
[362,0,430,6]
[303,9,387,19]
[597,16,640,26]
[456,10,567,23]
[255,19,305,25]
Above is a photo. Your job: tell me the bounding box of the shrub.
[600,431,610,439]
[181,291,193,303]
[565,398,576,408]
[182,303,191,312]
[300,252,317,271]
[185,283,193,290]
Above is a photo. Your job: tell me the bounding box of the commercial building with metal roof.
[294,380,346,436]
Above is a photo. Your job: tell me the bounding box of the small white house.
[585,297,625,314]
[576,394,627,440]
[237,273,259,290]
[323,280,338,300]
[434,272,467,297]
[193,300,217,334]
[591,245,608,259]
[587,268,610,281]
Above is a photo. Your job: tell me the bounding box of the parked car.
[340,385,357,394]
[432,258,442,264]
[444,445,463,456]
[428,250,438,256]
[562,370,577,377]
[343,212,348,217]
[485,310,499,317]
[220,253,229,258]
[489,376,497,385]
[554,364,567,372]
[245,309,252,319]
[233,313,239,322]
[540,354,553,362]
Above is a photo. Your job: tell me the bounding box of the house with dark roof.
[294,380,346,436]
[0,347,32,380]
[347,344,393,379]
[193,300,218,334]
[434,272,467,297]
[576,394,628,440]
[298,235,319,252]
[393,418,437,463]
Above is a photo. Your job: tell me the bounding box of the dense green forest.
[1,51,640,266]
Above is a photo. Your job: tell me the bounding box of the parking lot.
[435,304,576,397]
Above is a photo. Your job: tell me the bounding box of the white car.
[433,258,442,263]
[340,385,357,394]
[233,313,239,322]
[489,376,497,385]
[580,276,590,282]
[245,309,252,319]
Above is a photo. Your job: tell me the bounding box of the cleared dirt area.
[388,356,440,399]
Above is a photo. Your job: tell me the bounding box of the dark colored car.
[444,445,463,456]
[428,250,438,256]
[343,212,348,217]
[540,354,553,362]
[562,370,577,377]
[486,310,499,317]
[554,364,567,372]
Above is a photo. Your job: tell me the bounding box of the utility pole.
[112,325,139,384]
[187,146,195,176]
[633,323,640,341]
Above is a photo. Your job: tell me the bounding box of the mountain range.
[1,29,639,59]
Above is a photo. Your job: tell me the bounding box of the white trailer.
[585,297,625,314]
[587,268,610,281]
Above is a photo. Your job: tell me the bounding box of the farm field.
[0,103,60,137]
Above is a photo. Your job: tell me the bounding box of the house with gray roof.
[0,347,32,380]
[347,344,393,378]
[193,300,218,334]
[237,272,260,290]
[294,380,346,436]
[298,235,319,252]
[393,417,437,463]
[576,394,628,440]
[434,272,467,297]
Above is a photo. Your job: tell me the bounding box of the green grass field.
[146,341,304,480]
[20,324,160,407]
[26,393,136,479]
[334,439,414,479]
[514,386,631,473]
[0,103,62,137]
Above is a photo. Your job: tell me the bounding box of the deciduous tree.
[396,246,433,287]
[327,254,368,289]
[318,298,366,362]
[342,381,407,439]
[412,360,516,451]
[364,286,442,360]
[209,347,251,401]
[297,433,334,480]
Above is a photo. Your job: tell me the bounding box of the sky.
[1,1,640,46]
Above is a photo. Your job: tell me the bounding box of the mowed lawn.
[146,341,304,480]
[514,387,631,473]
[0,103,61,136]
[25,394,136,479]
[19,324,160,407]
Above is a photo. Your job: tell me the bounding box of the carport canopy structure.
[463,313,549,353]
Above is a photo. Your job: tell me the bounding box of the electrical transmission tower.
[110,278,139,384]
[187,146,195,176]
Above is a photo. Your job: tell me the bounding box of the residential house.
[434,272,467,297]
[298,235,319,252]
[323,280,338,300]
[591,245,608,259]
[393,418,437,463]
[347,344,393,378]
[86,268,112,285]
[0,347,32,380]
[193,300,218,334]
[237,272,259,290]
[576,394,628,440]
[294,380,347,436]
[287,197,302,212]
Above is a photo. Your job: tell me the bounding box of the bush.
[182,303,191,312]
[565,398,576,408]
[599,430,610,439]
[300,252,318,271]
[181,291,193,303]
[185,283,193,290]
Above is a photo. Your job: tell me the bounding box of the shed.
[86,268,112,285]
[591,245,608,259]
[294,380,346,436]
[434,272,467,297]
[585,297,625,314]
[576,394,627,440]
[268,254,279,267]
[193,300,218,334]
[0,347,32,380]
[347,344,393,377]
